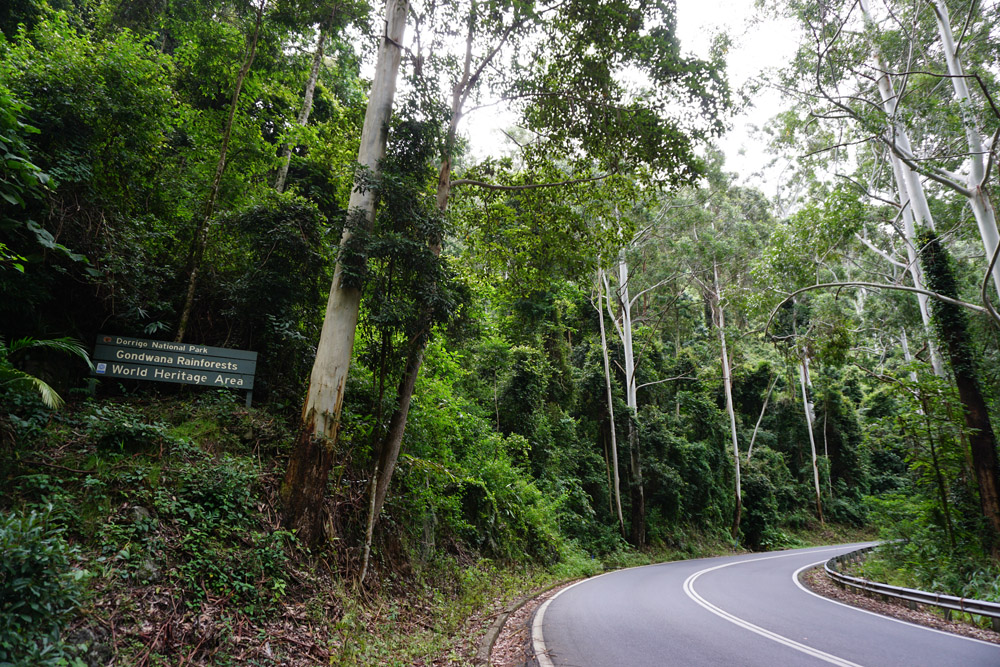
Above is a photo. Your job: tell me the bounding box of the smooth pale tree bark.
[176,0,266,342]
[280,0,409,548]
[854,0,1000,303]
[596,268,625,537]
[798,350,824,523]
[900,328,920,384]
[858,0,946,377]
[605,251,645,547]
[619,254,645,548]
[711,258,742,539]
[929,0,1000,301]
[746,374,777,461]
[602,252,644,547]
[274,6,335,193]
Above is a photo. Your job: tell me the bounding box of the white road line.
[532,572,614,667]
[532,546,856,666]
[792,560,1000,649]
[682,548,864,667]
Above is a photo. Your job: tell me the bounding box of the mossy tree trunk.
[920,232,1000,554]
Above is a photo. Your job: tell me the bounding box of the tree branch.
[629,275,679,308]
[854,233,907,269]
[450,173,610,191]
[764,281,988,337]
[636,375,698,391]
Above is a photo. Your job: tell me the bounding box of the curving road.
[531,543,1000,666]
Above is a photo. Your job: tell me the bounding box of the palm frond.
[0,368,65,409]
[7,337,94,371]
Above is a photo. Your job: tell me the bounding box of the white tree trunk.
[281,0,409,549]
[596,268,625,536]
[609,250,645,546]
[713,260,742,538]
[301,0,409,442]
[887,154,946,376]
[799,351,824,523]
[274,19,329,193]
[930,0,1000,301]
[618,256,637,416]
[900,328,919,384]
[746,374,777,461]
[860,0,946,377]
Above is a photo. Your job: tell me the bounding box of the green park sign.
[92,334,257,405]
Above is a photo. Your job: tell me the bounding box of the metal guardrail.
[825,546,1000,632]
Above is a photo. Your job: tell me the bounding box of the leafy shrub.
[740,447,798,549]
[865,493,1000,602]
[0,509,87,665]
[93,451,293,614]
[85,403,173,452]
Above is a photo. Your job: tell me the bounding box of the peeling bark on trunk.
[280,0,409,548]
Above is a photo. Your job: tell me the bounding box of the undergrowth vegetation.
[0,367,873,665]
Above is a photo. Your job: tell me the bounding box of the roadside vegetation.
[1,390,856,664]
[2,0,999,664]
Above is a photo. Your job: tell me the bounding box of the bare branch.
[764,280,987,338]
[450,174,610,191]
[802,134,878,158]
[603,271,624,341]
[629,275,679,308]
[855,233,908,269]
[636,375,698,391]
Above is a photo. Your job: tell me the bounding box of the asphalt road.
[531,543,1000,666]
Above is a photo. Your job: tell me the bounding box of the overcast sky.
[464,1,802,194]
[675,0,801,191]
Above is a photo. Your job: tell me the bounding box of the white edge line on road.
[532,545,861,667]
[683,547,864,667]
[532,571,616,667]
[792,560,1000,649]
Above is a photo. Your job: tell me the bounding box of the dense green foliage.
[0,509,87,665]
[2,0,1000,661]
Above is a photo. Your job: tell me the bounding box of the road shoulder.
[800,566,1000,645]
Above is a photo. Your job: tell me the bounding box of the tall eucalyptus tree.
[777,0,1000,307]
[353,0,730,567]
[281,0,410,546]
